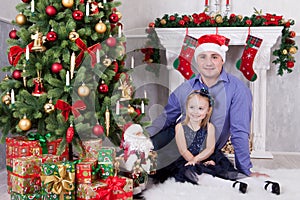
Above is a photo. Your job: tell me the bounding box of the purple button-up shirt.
[147,69,253,175]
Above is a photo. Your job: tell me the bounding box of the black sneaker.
[265,181,280,195]
[233,181,248,194]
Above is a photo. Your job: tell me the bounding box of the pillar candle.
[96,49,100,63]
[131,56,134,69]
[144,90,147,99]
[86,2,90,16]
[226,0,229,5]
[31,0,35,12]
[66,71,70,86]
[70,52,76,79]
[103,0,107,3]
[116,100,120,115]
[141,101,145,114]
[205,0,208,6]
[11,89,15,104]
[25,45,29,61]
[118,25,122,38]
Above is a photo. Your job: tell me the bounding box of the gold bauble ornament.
[282,49,288,55]
[103,57,112,67]
[160,19,167,25]
[237,15,243,20]
[289,46,297,54]
[18,115,32,131]
[115,11,122,20]
[78,83,90,97]
[69,30,79,42]
[15,13,27,25]
[44,99,55,114]
[95,21,107,33]
[128,105,135,114]
[215,15,223,23]
[62,0,74,8]
[2,92,11,105]
[3,74,10,81]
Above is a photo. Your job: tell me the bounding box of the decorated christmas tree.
[0,0,149,157]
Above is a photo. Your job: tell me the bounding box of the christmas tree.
[0,0,149,156]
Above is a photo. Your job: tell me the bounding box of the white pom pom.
[220,45,228,52]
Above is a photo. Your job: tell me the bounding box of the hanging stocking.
[173,35,197,80]
[236,34,263,81]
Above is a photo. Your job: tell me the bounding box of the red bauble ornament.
[22,0,31,3]
[66,124,75,143]
[12,70,22,80]
[178,19,185,26]
[106,37,117,47]
[135,108,141,116]
[169,15,176,21]
[98,81,109,93]
[93,124,104,136]
[111,61,119,73]
[46,30,57,42]
[245,19,252,26]
[109,13,119,23]
[45,5,57,17]
[51,62,63,73]
[289,31,296,38]
[9,29,18,39]
[72,9,84,21]
[148,22,155,28]
[287,61,295,68]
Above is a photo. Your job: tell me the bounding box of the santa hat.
[194,34,230,62]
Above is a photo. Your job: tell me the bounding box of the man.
[147,34,265,177]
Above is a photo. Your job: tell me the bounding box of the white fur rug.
[143,168,300,200]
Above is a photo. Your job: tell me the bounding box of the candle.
[11,89,15,104]
[31,0,35,12]
[103,0,107,3]
[70,52,76,79]
[116,100,120,115]
[86,2,90,16]
[131,56,134,69]
[141,101,145,114]
[226,0,229,5]
[25,45,29,61]
[96,49,100,63]
[205,0,208,6]
[118,25,122,38]
[66,71,70,86]
[144,90,147,99]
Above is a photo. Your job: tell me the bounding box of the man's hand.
[250,171,270,178]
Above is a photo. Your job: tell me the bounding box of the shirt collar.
[192,68,229,87]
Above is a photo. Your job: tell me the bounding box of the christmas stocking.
[236,34,263,81]
[173,35,197,80]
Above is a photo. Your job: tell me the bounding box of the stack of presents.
[5,135,157,200]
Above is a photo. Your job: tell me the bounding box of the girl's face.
[187,95,210,123]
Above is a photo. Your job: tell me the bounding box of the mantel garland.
[141,9,297,76]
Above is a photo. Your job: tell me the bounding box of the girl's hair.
[182,89,213,128]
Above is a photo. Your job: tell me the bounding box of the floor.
[1,152,300,200]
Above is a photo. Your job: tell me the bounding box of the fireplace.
[155,27,282,158]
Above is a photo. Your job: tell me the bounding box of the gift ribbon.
[75,38,101,68]
[55,99,86,121]
[95,176,133,200]
[28,132,51,154]
[8,42,34,66]
[41,165,75,200]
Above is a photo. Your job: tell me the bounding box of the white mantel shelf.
[155,26,283,158]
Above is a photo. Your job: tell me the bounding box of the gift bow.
[55,99,86,121]
[28,132,51,154]
[8,42,34,66]
[41,165,75,200]
[95,176,133,200]
[75,38,101,68]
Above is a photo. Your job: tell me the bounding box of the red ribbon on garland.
[75,38,101,68]
[262,13,283,25]
[8,42,34,66]
[55,99,86,121]
[95,176,133,200]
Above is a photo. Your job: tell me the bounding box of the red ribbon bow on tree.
[55,99,86,121]
[8,42,34,66]
[75,38,101,68]
[95,176,133,200]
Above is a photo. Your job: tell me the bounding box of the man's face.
[196,51,224,80]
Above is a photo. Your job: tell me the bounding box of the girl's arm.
[175,123,194,162]
[194,122,215,162]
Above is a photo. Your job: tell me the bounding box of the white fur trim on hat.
[194,43,228,62]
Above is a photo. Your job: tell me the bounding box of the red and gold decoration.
[45,5,57,16]
[102,56,112,67]
[105,108,110,136]
[78,83,90,97]
[69,29,79,42]
[106,36,117,47]
[98,80,109,93]
[8,42,33,66]
[109,12,119,23]
[15,13,27,25]
[51,62,63,74]
[12,69,22,80]
[72,9,84,21]
[2,92,11,105]
[44,99,55,114]
[62,0,74,8]
[46,29,57,42]
[18,115,32,131]
[31,31,46,52]
[93,123,104,137]
[9,29,18,39]
[32,71,46,96]
[66,124,75,143]
[76,158,98,184]
[55,99,86,121]
[95,20,107,33]
[74,38,101,68]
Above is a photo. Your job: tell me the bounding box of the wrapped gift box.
[12,156,42,176]
[76,158,98,184]
[98,147,116,179]
[47,138,69,161]
[10,191,41,200]
[41,154,60,163]
[82,138,103,159]
[76,180,107,200]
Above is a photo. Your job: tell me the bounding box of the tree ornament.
[282,49,288,55]
[236,34,263,81]
[103,57,112,67]
[215,15,223,23]
[18,115,32,131]
[3,74,10,81]
[111,60,119,73]
[32,72,46,96]
[98,81,109,93]
[46,30,57,42]
[51,62,63,74]
[62,0,74,8]
[44,99,55,114]
[289,46,297,54]
[245,19,252,26]
[78,83,90,97]
[105,108,110,136]
[289,31,296,38]
[69,30,79,42]
[45,5,57,16]
[95,21,107,33]
[66,124,75,143]
[109,13,119,23]
[148,22,155,28]
[115,11,122,20]
[31,31,46,52]
[127,105,135,114]
[2,92,11,105]
[169,15,176,21]
[9,29,18,39]
[15,13,27,25]
[106,36,117,47]
[178,19,185,26]
[72,9,84,21]
[160,19,166,25]
[93,123,104,136]
[12,70,22,80]
[22,0,31,3]
[287,61,295,68]
[135,108,141,116]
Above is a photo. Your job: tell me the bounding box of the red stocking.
[173,35,197,80]
[236,35,263,81]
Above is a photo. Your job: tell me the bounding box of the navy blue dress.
[152,124,240,185]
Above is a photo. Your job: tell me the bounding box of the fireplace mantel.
[155,27,283,158]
